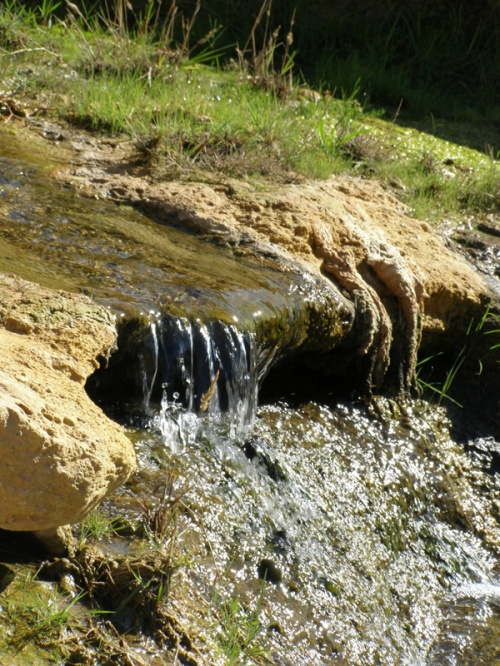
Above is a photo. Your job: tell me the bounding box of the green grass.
[78,510,132,547]
[417,306,500,406]
[212,585,269,666]
[0,0,500,224]
[215,596,267,665]
[1,567,83,653]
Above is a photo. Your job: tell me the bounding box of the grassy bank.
[1,0,499,225]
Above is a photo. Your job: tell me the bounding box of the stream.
[2,128,500,665]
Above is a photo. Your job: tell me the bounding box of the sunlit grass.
[0,0,499,222]
[416,306,500,407]
[0,566,83,654]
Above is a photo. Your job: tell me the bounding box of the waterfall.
[140,314,258,449]
[141,317,159,412]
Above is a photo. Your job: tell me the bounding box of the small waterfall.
[140,314,258,449]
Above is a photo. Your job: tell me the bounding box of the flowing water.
[123,351,500,665]
[2,128,500,664]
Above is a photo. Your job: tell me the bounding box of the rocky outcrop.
[156,177,487,390]
[0,274,136,532]
[63,135,493,391]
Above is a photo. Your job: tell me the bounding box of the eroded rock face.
[0,274,136,531]
[62,135,493,390]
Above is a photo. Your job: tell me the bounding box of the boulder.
[0,274,136,531]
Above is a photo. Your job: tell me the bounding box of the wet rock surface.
[0,274,136,531]
[1,124,497,400]
[53,124,496,389]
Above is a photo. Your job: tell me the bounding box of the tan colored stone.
[0,274,136,531]
[31,525,76,557]
[59,137,493,388]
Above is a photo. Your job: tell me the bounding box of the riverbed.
[1,126,500,665]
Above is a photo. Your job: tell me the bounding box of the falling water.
[141,317,159,411]
[125,309,500,664]
[139,314,259,450]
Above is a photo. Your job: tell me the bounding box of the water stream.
[2,129,500,664]
[147,316,258,444]
[123,384,500,665]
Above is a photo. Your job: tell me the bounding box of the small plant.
[36,0,62,26]
[2,568,84,652]
[416,305,500,406]
[236,0,297,98]
[213,585,269,666]
[71,546,184,644]
[136,471,192,545]
[78,510,129,547]
[315,82,368,160]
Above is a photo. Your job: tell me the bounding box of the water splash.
[428,579,500,664]
[131,397,500,665]
[141,315,258,449]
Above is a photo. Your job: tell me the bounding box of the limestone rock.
[31,526,76,557]
[0,274,136,531]
[62,142,494,389]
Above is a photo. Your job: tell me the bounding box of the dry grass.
[236,0,296,98]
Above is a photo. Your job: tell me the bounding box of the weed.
[315,85,366,158]
[236,0,296,98]
[416,306,500,406]
[78,510,131,548]
[70,545,186,649]
[212,581,269,666]
[135,471,192,545]
[36,0,62,26]
[2,567,84,652]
